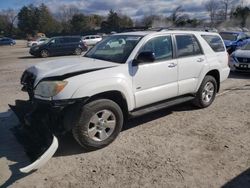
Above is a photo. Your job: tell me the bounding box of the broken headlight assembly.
[34,81,68,98]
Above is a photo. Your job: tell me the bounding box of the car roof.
[52,36,81,39]
[114,30,219,37]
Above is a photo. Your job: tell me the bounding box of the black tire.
[40,49,49,58]
[193,75,217,108]
[72,99,123,150]
[74,48,82,55]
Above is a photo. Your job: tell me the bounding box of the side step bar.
[130,95,195,117]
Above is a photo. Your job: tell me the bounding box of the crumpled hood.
[233,49,250,58]
[26,57,118,85]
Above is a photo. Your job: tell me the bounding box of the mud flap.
[20,135,58,173]
[9,100,59,173]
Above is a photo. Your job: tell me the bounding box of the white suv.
[27,38,48,47]
[19,30,229,150]
[81,35,102,46]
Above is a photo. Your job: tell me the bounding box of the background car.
[0,37,16,46]
[229,42,250,72]
[81,35,102,46]
[29,36,88,58]
[219,31,250,54]
[27,38,49,47]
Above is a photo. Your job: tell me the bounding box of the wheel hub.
[87,110,116,142]
[202,81,215,103]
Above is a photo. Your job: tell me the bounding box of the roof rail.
[147,27,218,33]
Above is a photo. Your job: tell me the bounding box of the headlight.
[34,81,68,98]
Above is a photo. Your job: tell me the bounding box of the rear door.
[175,34,205,95]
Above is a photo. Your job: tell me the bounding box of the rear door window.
[175,35,203,58]
[201,35,225,52]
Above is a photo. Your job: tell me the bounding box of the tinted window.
[202,35,225,52]
[71,38,80,43]
[139,35,173,61]
[176,35,202,57]
[220,32,238,41]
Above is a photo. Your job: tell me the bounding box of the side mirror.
[133,51,155,66]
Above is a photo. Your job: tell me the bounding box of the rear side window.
[202,35,225,52]
[176,35,203,58]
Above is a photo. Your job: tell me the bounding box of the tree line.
[0,1,249,38]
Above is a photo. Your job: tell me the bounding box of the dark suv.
[29,36,88,58]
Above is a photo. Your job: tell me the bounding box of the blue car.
[0,37,16,46]
[219,31,250,54]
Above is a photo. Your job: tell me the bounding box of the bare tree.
[205,0,220,26]
[170,6,184,25]
[58,5,80,22]
[1,8,17,35]
[221,0,237,20]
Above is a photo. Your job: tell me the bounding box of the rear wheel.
[74,48,82,55]
[72,99,123,150]
[193,75,217,108]
[40,50,49,58]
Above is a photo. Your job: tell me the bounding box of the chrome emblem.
[243,58,248,63]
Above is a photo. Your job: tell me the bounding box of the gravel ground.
[0,41,250,188]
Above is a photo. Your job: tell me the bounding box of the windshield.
[84,35,142,63]
[241,42,250,50]
[220,33,238,41]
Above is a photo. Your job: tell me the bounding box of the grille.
[237,57,250,63]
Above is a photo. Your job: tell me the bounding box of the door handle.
[168,63,177,68]
[197,58,204,62]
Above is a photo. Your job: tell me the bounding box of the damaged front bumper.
[10,98,86,173]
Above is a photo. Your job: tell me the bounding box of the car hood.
[26,57,118,85]
[233,49,250,58]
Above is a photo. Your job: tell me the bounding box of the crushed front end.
[12,70,85,173]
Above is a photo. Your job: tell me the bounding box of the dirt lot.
[0,40,250,188]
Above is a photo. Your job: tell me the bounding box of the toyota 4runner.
[16,30,229,172]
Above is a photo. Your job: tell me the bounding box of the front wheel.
[40,49,49,58]
[74,48,82,55]
[72,99,123,150]
[193,75,217,108]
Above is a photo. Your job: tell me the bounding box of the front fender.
[71,78,135,111]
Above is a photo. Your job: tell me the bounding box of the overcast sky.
[0,0,248,20]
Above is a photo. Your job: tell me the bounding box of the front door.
[132,35,178,108]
